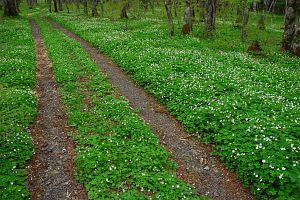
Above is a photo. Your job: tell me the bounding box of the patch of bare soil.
[27,18,87,200]
[50,19,255,200]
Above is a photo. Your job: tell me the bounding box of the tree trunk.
[282,0,300,56]
[253,2,257,12]
[58,0,63,11]
[3,0,19,16]
[49,0,52,12]
[182,0,192,35]
[291,19,300,56]
[164,0,174,36]
[205,0,217,35]
[120,1,129,19]
[53,0,59,12]
[258,0,269,30]
[92,0,99,16]
[241,2,249,42]
[83,0,88,15]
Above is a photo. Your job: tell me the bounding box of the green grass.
[0,17,36,199]
[34,17,205,199]
[48,5,300,200]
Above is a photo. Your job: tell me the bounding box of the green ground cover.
[0,17,36,199]
[48,7,300,199]
[35,17,204,199]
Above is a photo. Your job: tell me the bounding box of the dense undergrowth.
[35,17,204,199]
[0,18,36,199]
[48,7,300,199]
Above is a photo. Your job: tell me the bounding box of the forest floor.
[2,3,299,199]
[48,19,254,199]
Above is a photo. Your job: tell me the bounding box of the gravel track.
[49,19,255,200]
[27,18,87,200]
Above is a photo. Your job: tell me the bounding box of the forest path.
[27,18,87,200]
[49,19,254,200]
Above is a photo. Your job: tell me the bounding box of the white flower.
[279,174,284,179]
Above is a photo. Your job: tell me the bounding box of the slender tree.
[49,0,52,12]
[205,0,218,35]
[92,0,98,16]
[164,0,174,36]
[58,0,63,11]
[120,0,129,19]
[53,0,59,12]
[182,0,192,34]
[282,0,300,56]
[241,0,249,42]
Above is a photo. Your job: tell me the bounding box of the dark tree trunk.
[3,0,19,16]
[120,1,129,19]
[83,0,88,15]
[164,0,174,36]
[58,0,63,11]
[182,0,192,35]
[205,0,217,35]
[49,0,52,12]
[53,0,59,12]
[282,0,300,56]
[92,0,99,16]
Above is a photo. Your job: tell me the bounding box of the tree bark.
[3,0,19,16]
[282,0,300,56]
[205,0,217,35]
[120,1,129,19]
[58,0,63,11]
[49,0,52,12]
[83,0,88,15]
[182,0,192,35]
[53,0,59,12]
[241,1,249,42]
[164,0,174,36]
[92,0,99,16]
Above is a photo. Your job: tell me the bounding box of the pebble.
[204,166,210,170]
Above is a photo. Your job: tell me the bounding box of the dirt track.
[27,18,87,200]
